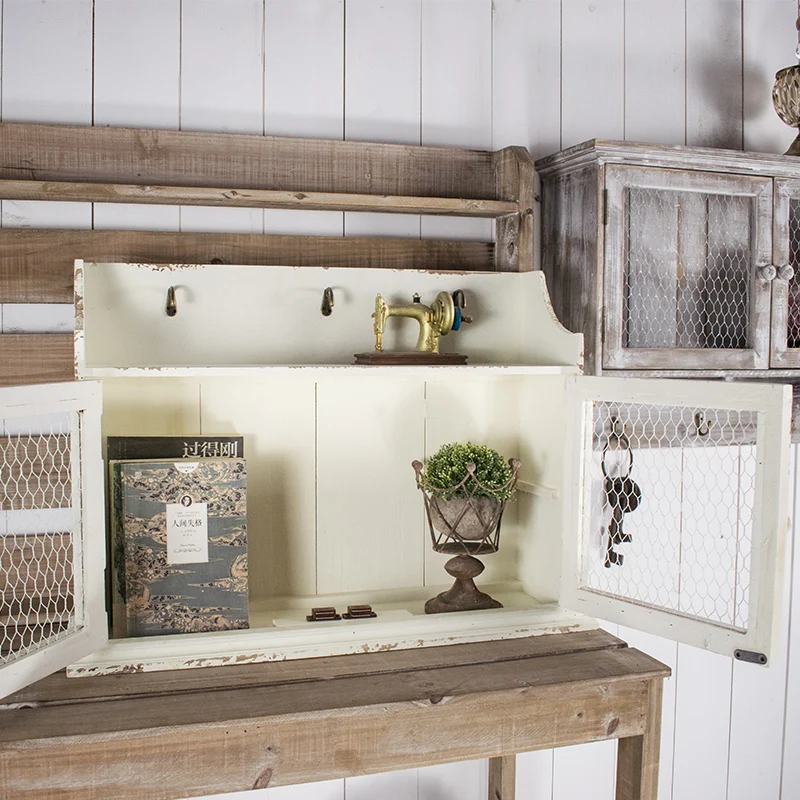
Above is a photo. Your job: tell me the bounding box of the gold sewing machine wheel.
[430,291,455,336]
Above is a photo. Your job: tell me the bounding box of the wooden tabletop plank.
[5,629,626,705]
[0,646,669,742]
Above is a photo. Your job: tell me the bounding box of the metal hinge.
[603,189,609,226]
[734,649,768,665]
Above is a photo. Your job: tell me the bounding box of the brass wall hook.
[694,411,712,437]
[166,286,178,317]
[321,287,335,316]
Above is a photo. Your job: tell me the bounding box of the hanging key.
[603,475,641,568]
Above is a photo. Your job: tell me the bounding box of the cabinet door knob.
[778,264,795,282]
[758,265,778,282]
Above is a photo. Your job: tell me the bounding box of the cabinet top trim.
[535,138,800,180]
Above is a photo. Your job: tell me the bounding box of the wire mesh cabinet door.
[771,179,800,367]
[0,381,105,698]
[562,375,790,662]
[603,165,773,370]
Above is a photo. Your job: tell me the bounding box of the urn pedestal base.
[425,554,503,614]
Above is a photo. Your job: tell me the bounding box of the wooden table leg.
[616,678,664,800]
[488,755,516,800]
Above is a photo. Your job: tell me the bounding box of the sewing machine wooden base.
[354,351,468,365]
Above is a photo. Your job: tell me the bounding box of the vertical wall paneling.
[742,0,799,155]
[492,0,561,159]
[344,0,421,238]
[263,0,344,236]
[560,0,625,148]
[516,750,554,800]
[1,0,93,124]
[727,450,794,800]
[1,0,93,333]
[316,377,425,594]
[93,0,181,233]
[551,740,617,800]
[180,0,265,236]
[418,760,488,800]
[344,767,419,800]
[671,645,733,800]
[421,0,492,242]
[782,445,800,798]
[686,0,744,149]
[623,0,686,145]
[199,377,318,599]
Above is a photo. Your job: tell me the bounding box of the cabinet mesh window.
[580,401,755,631]
[0,412,82,665]
[788,198,800,349]
[623,188,753,351]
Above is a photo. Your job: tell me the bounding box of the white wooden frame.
[603,165,774,371]
[0,381,106,698]
[561,375,791,660]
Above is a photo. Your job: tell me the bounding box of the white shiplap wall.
[2,1,799,798]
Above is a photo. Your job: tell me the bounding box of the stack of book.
[107,436,249,638]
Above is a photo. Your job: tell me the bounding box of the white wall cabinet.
[0,262,790,697]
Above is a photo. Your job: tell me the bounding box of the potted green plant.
[416,442,518,541]
[413,443,520,614]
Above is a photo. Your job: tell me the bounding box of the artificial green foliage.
[419,442,515,501]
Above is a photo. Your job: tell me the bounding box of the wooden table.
[0,630,669,800]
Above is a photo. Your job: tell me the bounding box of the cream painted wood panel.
[199,376,318,599]
[316,376,425,594]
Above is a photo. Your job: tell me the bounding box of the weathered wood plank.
[0,666,664,799]
[0,229,495,304]
[0,335,74,385]
[0,180,517,217]
[0,647,668,742]
[6,629,627,706]
[615,679,663,800]
[488,755,516,800]
[0,122,499,199]
[494,147,536,272]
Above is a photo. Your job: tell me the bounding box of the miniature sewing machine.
[354,290,472,365]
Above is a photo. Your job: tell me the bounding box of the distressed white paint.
[4,1,800,797]
[0,382,106,700]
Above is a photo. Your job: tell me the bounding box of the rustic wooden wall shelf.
[536,139,800,434]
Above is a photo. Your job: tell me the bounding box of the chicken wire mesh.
[0,412,81,667]
[787,197,800,349]
[580,401,756,631]
[623,187,753,351]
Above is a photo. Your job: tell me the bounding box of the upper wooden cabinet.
[535,141,800,378]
